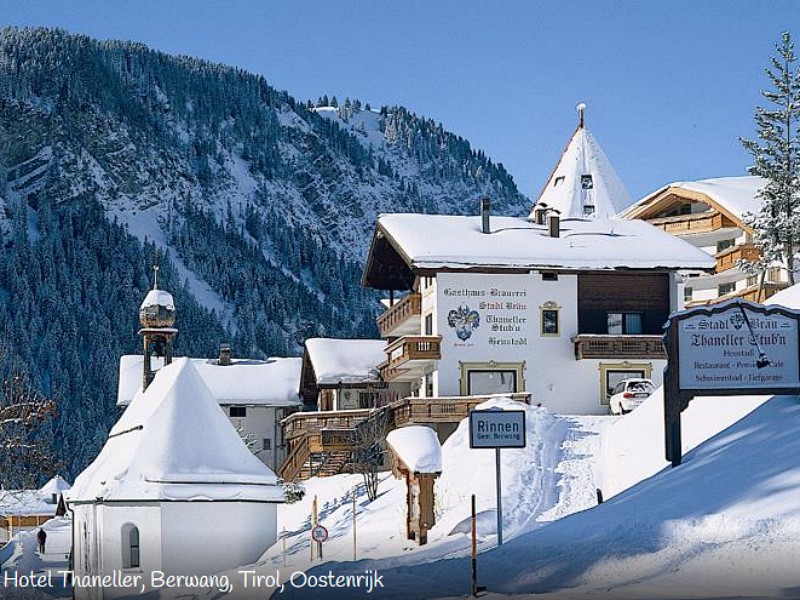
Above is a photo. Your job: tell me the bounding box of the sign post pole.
[495,447,503,546]
[469,408,526,548]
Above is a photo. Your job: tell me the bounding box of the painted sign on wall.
[438,273,534,350]
[678,306,800,390]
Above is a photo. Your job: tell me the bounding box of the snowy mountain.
[0,27,529,479]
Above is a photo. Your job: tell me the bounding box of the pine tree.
[740,31,800,286]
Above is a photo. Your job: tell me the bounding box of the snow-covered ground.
[1,517,72,598]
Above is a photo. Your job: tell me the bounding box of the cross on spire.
[152,255,160,290]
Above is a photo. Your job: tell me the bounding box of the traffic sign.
[311,524,328,543]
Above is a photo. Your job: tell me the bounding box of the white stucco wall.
[160,501,277,575]
[71,500,276,599]
[227,406,283,471]
[72,503,164,600]
[432,272,664,415]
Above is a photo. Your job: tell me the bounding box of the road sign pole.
[495,447,503,546]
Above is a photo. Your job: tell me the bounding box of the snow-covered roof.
[532,112,631,219]
[765,283,800,308]
[140,288,174,310]
[39,475,71,495]
[117,355,303,407]
[374,214,716,271]
[0,491,58,517]
[623,176,767,222]
[386,426,442,473]
[69,358,283,503]
[304,338,385,385]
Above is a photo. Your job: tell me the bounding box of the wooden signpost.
[663,299,800,467]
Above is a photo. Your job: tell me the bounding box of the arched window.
[121,524,140,569]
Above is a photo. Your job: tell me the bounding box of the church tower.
[138,263,177,391]
[531,103,632,220]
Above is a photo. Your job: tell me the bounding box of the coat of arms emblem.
[447,304,481,341]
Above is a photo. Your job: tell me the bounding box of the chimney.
[219,343,232,366]
[481,197,491,234]
[533,203,549,226]
[548,212,560,238]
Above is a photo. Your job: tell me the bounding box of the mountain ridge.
[0,26,530,479]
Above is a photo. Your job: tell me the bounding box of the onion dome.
[139,288,176,328]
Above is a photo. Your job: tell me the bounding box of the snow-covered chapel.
[66,284,283,598]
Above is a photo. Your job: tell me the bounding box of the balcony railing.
[377,293,422,338]
[716,244,759,273]
[282,409,373,441]
[391,393,532,426]
[686,281,789,307]
[648,211,736,235]
[573,334,666,360]
[379,335,442,381]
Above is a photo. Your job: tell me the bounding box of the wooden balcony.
[391,393,532,427]
[573,334,666,360]
[686,281,789,307]
[379,336,442,382]
[648,210,736,235]
[282,409,373,441]
[738,282,788,303]
[377,293,422,338]
[716,244,760,273]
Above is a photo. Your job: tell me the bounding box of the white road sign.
[469,409,526,448]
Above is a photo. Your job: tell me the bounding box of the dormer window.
[581,175,593,189]
[553,176,565,187]
[583,205,595,216]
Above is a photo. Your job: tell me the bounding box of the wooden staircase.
[279,393,531,482]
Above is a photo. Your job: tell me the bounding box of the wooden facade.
[577,272,670,335]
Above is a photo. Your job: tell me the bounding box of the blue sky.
[2,1,799,201]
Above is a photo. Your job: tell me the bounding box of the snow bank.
[283,394,800,600]
[600,386,769,498]
[386,426,442,473]
[434,397,564,540]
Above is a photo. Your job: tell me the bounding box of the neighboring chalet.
[67,359,283,597]
[622,176,789,305]
[299,338,408,411]
[118,278,302,472]
[118,353,301,472]
[0,476,70,543]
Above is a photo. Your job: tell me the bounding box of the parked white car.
[608,378,655,415]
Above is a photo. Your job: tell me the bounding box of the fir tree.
[740,31,800,286]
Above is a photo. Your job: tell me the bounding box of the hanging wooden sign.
[662,299,800,466]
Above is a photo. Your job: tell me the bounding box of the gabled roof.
[303,338,385,386]
[361,214,715,286]
[532,106,631,219]
[117,355,303,407]
[622,176,767,225]
[69,358,283,503]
